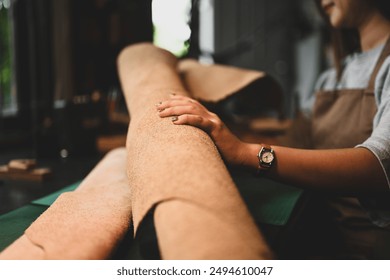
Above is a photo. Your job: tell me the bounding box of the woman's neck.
[359,13,390,51]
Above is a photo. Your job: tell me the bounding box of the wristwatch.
[257,144,275,171]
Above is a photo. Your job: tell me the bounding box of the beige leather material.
[0,148,131,260]
[179,59,284,118]
[178,58,265,102]
[155,200,271,260]
[0,235,45,260]
[118,43,272,259]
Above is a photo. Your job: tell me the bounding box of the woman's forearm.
[241,144,388,195]
[157,95,389,195]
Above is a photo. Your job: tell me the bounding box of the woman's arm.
[240,143,388,194]
[157,95,389,195]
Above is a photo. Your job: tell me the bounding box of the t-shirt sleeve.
[356,59,390,189]
[357,59,390,227]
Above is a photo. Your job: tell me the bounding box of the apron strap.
[366,35,390,93]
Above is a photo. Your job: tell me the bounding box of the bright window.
[152,0,192,57]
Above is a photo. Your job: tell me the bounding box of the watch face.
[261,151,274,164]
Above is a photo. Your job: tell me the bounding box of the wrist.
[238,143,263,172]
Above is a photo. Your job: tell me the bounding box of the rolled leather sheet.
[178,58,285,119]
[178,58,266,102]
[118,43,272,259]
[0,148,131,260]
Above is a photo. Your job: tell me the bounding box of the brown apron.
[310,37,390,259]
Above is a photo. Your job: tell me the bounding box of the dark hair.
[315,0,390,80]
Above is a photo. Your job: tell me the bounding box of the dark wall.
[3,0,153,157]
[200,0,324,117]
[71,0,153,96]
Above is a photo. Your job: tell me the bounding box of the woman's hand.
[156,94,255,167]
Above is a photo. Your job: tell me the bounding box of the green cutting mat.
[0,205,47,251]
[232,170,303,226]
[0,175,302,253]
[32,181,80,206]
[0,182,80,252]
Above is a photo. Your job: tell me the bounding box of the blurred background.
[0,0,330,157]
[0,0,329,213]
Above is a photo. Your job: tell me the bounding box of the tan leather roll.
[0,148,131,260]
[118,43,272,259]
